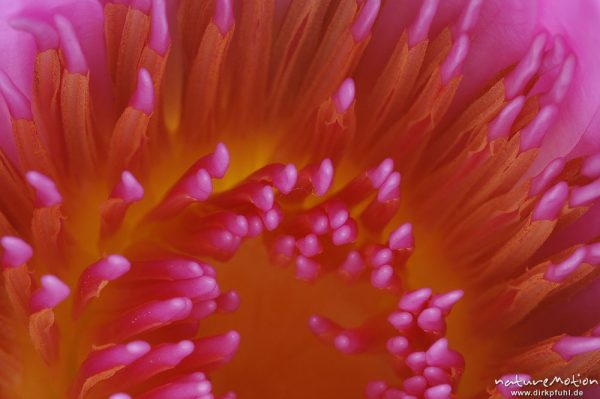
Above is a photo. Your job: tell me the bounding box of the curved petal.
[451,0,538,115]
[533,0,600,168]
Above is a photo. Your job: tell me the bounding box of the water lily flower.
[0,0,600,398]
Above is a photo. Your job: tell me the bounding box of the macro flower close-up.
[1,0,600,398]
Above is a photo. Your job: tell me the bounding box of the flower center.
[8,138,474,399]
[203,241,396,398]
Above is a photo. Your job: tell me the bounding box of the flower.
[0,0,600,398]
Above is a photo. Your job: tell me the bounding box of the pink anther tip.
[26,171,63,207]
[30,274,71,313]
[332,78,356,113]
[1,236,33,268]
[214,0,234,35]
[130,69,155,115]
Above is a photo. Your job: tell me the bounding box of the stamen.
[371,264,395,289]
[408,0,439,46]
[108,340,195,389]
[367,158,394,189]
[271,235,296,264]
[520,105,558,152]
[399,288,432,313]
[529,158,565,196]
[74,254,131,315]
[361,194,400,231]
[351,0,381,42]
[127,276,218,301]
[441,34,470,84]
[1,236,33,268]
[332,78,356,113]
[585,243,600,264]
[250,163,298,194]
[181,331,240,369]
[310,159,334,196]
[406,351,427,373]
[366,246,392,267]
[454,0,483,34]
[184,228,240,260]
[388,223,414,250]
[334,330,367,354]
[288,208,329,235]
[224,213,250,237]
[9,18,59,51]
[505,32,547,99]
[295,255,320,281]
[429,290,464,314]
[200,264,216,277]
[74,341,151,397]
[552,335,600,361]
[332,219,358,245]
[138,378,212,399]
[325,201,349,230]
[25,171,62,207]
[417,307,446,334]
[582,154,600,178]
[246,215,264,237]
[424,384,452,399]
[190,300,218,321]
[130,68,155,114]
[149,0,169,55]
[339,250,365,280]
[54,16,88,74]
[260,206,283,231]
[216,290,240,313]
[388,311,415,332]
[423,367,451,385]
[112,171,144,203]
[105,297,193,341]
[0,71,33,119]
[101,171,144,234]
[271,164,298,194]
[542,36,567,72]
[544,247,587,283]
[296,234,323,257]
[403,376,427,396]
[109,394,131,399]
[215,182,274,211]
[425,338,465,369]
[487,96,525,141]
[30,274,70,313]
[543,55,576,104]
[386,336,410,356]
[308,315,341,341]
[570,177,600,207]
[532,181,568,221]
[152,169,212,216]
[135,0,153,11]
[126,259,204,281]
[214,0,234,36]
[190,143,230,179]
[377,171,401,202]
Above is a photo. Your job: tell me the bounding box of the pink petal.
[536,0,600,167]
